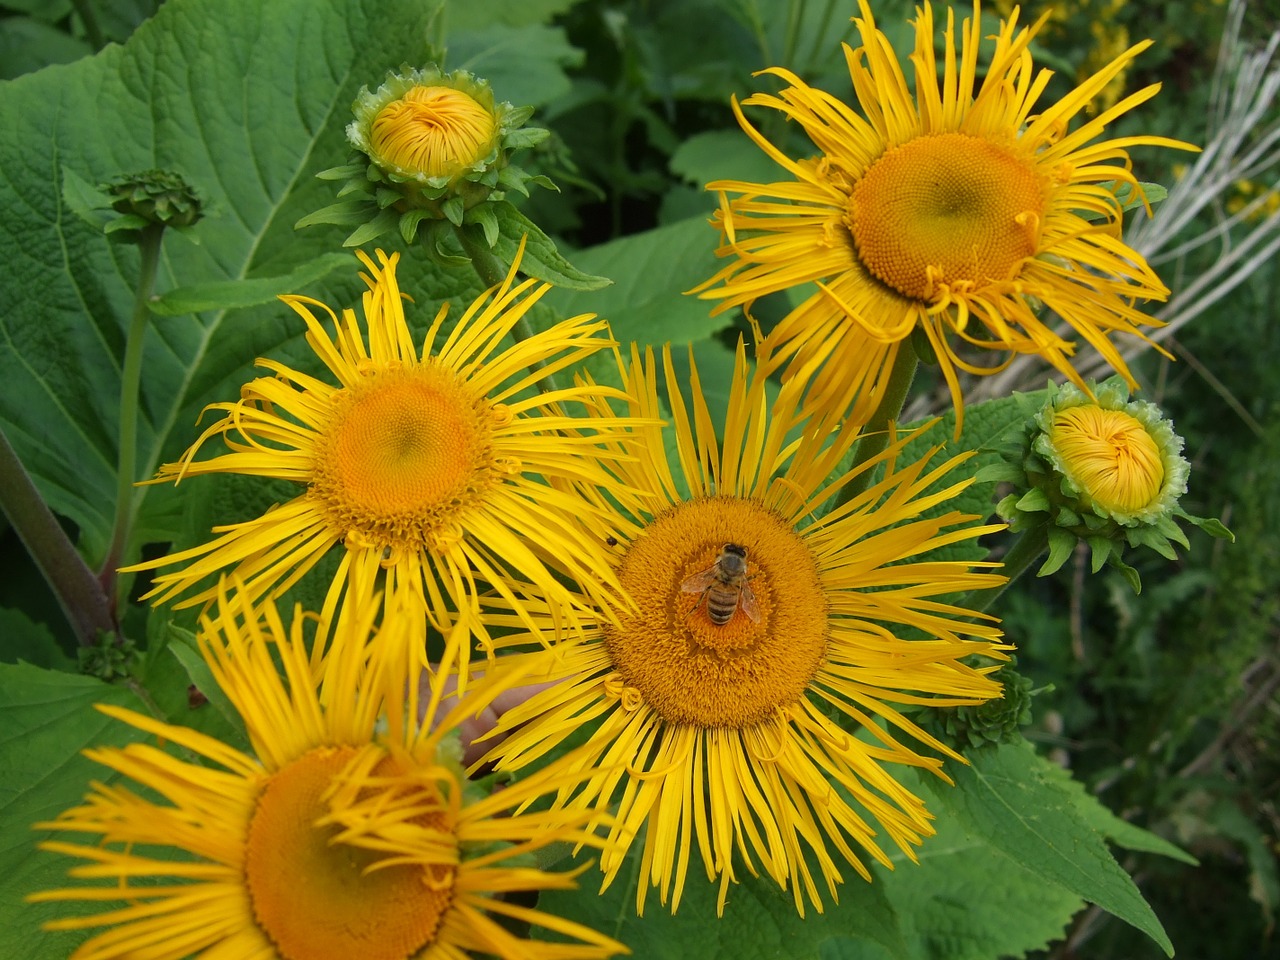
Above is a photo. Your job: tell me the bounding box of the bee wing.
[680,568,719,593]
[739,582,762,622]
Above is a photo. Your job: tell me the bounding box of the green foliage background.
[0,0,1275,958]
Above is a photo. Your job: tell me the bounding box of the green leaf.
[0,17,91,80]
[443,0,578,30]
[449,23,583,108]
[537,846,909,960]
[921,740,1175,955]
[544,216,733,345]
[0,662,150,960]
[823,785,1084,960]
[1041,525,1076,576]
[157,624,249,751]
[670,128,789,188]
[492,202,612,290]
[148,252,354,316]
[0,0,438,563]
[1050,770,1197,866]
[0,606,75,670]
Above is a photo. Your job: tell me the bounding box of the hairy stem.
[833,345,919,509]
[0,428,115,645]
[452,224,564,395]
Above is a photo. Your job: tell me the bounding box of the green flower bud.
[300,65,554,248]
[103,169,203,237]
[992,379,1233,591]
[931,663,1034,749]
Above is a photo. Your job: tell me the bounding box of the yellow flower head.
[30,584,625,960]
[369,83,498,181]
[694,0,1194,427]
[477,342,1011,917]
[124,242,637,666]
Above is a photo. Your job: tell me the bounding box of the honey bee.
[680,543,761,626]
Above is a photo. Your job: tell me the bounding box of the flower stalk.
[100,223,164,607]
[833,345,919,509]
[453,223,564,395]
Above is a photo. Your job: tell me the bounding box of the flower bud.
[103,169,203,237]
[992,379,1232,591]
[300,65,553,248]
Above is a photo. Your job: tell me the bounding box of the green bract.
[986,379,1233,592]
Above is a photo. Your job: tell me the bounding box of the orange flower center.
[309,364,501,552]
[371,85,497,178]
[1050,405,1164,514]
[244,746,454,960]
[849,132,1046,301]
[604,497,828,727]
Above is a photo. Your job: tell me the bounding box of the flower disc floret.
[607,497,828,728]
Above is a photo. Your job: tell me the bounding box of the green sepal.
[344,208,400,247]
[974,462,1024,484]
[1129,525,1178,560]
[103,214,151,235]
[1040,526,1076,576]
[294,199,375,229]
[469,202,500,247]
[60,165,116,231]
[1109,555,1143,594]
[441,195,466,226]
[1183,513,1235,540]
[1016,487,1051,513]
[490,202,611,290]
[314,162,367,180]
[1086,535,1115,573]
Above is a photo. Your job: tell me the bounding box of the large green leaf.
[921,740,1175,955]
[823,790,1085,960]
[544,215,731,348]
[0,0,448,565]
[0,663,150,960]
[538,844,909,960]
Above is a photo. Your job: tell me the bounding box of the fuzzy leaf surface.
[0,663,150,960]
[921,740,1174,955]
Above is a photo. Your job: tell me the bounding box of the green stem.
[452,224,564,395]
[69,0,106,51]
[100,224,164,605]
[833,345,919,510]
[0,427,115,645]
[962,523,1051,616]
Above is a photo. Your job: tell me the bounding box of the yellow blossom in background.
[31,583,625,960]
[477,342,1010,917]
[123,241,638,671]
[694,0,1194,427]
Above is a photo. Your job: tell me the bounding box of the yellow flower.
[1049,405,1164,515]
[694,0,1194,427]
[31,583,626,960]
[123,242,635,666]
[369,84,498,181]
[478,342,1010,917]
